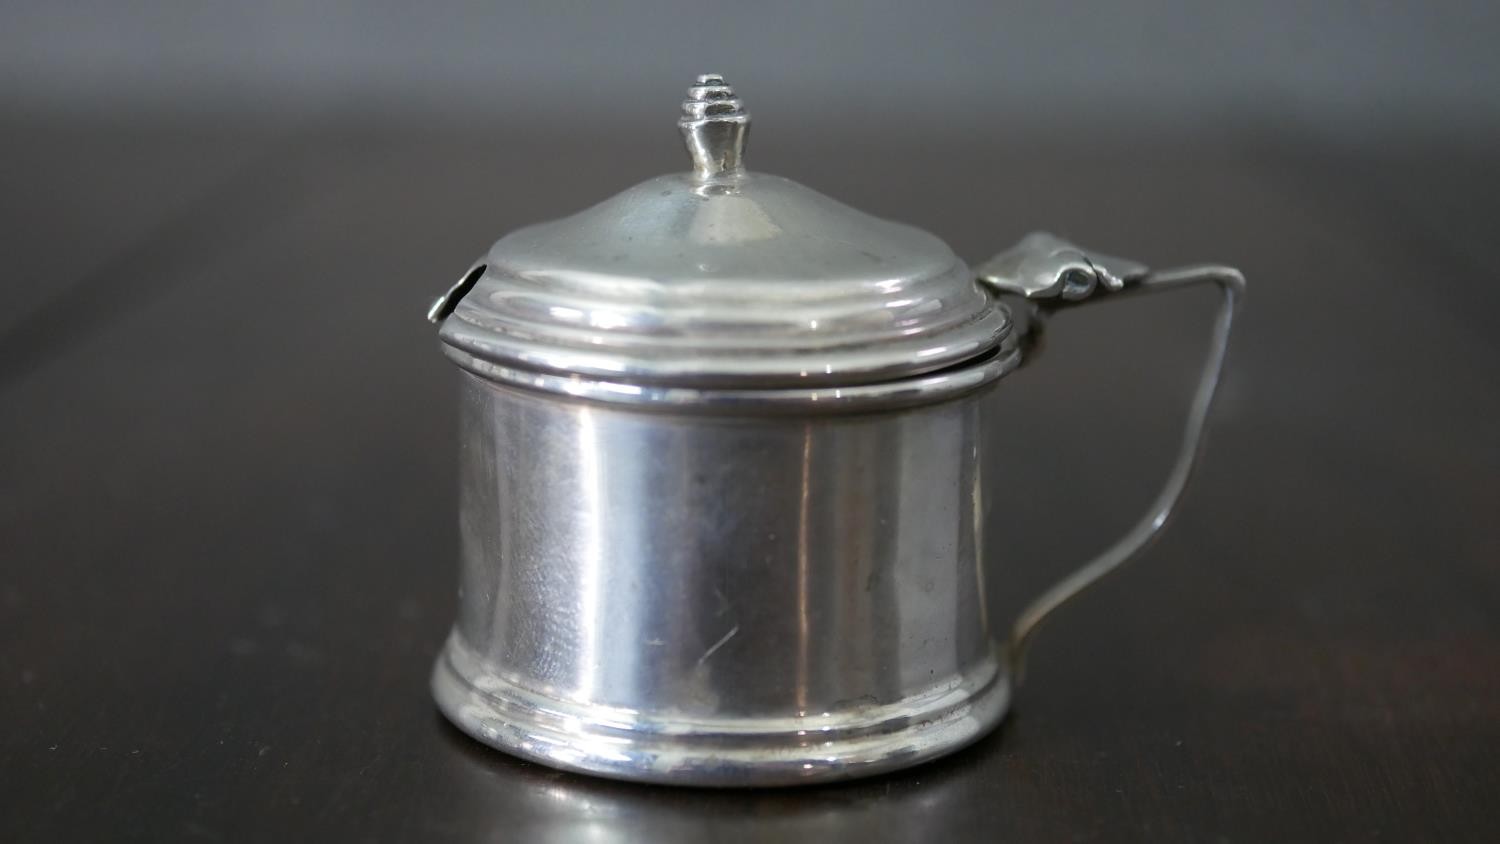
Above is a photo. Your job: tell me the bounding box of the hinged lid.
[435,75,1010,388]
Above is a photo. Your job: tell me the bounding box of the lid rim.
[439,292,1011,390]
[442,336,1022,414]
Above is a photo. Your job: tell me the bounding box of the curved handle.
[976,233,1245,680]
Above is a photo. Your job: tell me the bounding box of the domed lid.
[433,75,1010,388]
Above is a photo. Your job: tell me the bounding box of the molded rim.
[441,336,1020,415]
[432,633,1011,787]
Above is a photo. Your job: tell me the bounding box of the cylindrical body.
[432,371,1011,786]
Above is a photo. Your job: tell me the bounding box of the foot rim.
[431,633,1011,787]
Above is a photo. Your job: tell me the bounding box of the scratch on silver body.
[697,624,740,667]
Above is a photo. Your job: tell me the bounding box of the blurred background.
[5,1,1500,133]
[3,2,1498,841]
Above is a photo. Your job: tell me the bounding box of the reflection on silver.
[679,74,750,181]
[976,231,1149,301]
[427,77,1244,786]
[434,372,1006,785]
[435,74,1007,389]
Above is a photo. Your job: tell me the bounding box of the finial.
[679,74,750,181]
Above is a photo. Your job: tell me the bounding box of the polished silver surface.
[679,73,749,181]
[976,231,1149,301]
[440,337,1020,413]
[428,77,1244,786]
[434,372,1008,785]
[437,76,1010,388]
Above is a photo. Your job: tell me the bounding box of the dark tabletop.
[2,111,1497,842]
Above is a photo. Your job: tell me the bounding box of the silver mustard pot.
[426,75,1244,786]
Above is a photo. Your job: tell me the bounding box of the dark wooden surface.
[2,112,1497,842]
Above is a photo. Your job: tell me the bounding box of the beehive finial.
[679,74,750,180]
